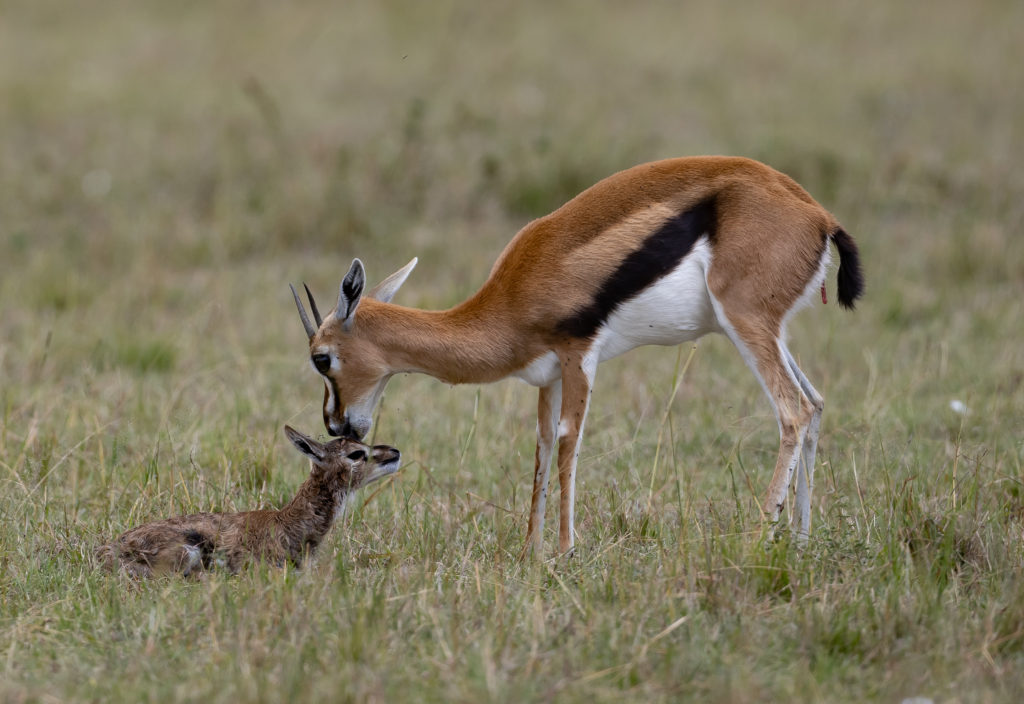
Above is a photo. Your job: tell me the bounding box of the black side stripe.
[556,195,718,339]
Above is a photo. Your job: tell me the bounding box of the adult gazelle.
[291,157,864,557]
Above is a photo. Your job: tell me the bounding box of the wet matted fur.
[96,426,400,577]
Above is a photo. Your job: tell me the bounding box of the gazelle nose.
[327,419,348,438]
[330,419,363,440]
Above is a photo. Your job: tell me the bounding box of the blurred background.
[2,0,1020,479]
[1,2,1023,700]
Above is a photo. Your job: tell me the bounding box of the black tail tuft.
[830,228,864,310]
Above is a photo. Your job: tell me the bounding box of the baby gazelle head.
[284,425,401,491]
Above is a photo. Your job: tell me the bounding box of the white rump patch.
[781,245,832,338]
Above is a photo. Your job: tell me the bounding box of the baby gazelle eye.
[312,354,331,374]
[346,449,367,462]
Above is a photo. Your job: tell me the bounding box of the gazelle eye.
[346,449,367,462]
[312,354,331,374]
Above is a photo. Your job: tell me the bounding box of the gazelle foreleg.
[522,380,561,559]
[555,346,598,557]
[783,346,824,537]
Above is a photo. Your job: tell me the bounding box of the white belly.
[513,350,562,386]
[596,238,718,361]
[512,238,718,387]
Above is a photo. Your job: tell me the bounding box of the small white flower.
[949,400,969,415]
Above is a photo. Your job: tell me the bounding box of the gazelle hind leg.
[782,345,824,538]
[753,341,814,525]
[522,380,561,559]
[712,310,814,527]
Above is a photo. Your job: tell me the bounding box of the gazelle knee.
[779,419,799,442]
[807,392,824,415]
[778,401,813,444]
[779,410,808,439]
[799,396,818,425]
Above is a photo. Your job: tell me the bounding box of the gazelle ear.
[336,259,365,331]
[368,257,418,304]
[284,425,327,462]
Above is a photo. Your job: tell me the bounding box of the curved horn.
[290,284,317,339]
[304,283,323,327]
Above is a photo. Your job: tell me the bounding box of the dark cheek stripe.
[556,195,718,339]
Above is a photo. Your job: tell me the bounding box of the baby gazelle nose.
[371,445,401,467]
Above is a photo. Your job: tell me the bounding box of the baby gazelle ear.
[284,425,327,463]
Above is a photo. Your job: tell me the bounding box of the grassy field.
[2,1,1023,702]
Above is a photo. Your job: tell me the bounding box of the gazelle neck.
[278,473,340,544]
[358,295,534,385]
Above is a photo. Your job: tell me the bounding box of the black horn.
[290,284,317,339]
[304,283,323,327]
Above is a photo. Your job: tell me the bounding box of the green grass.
[2,1,1023,702]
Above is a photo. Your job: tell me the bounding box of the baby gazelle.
[96,426,401,578]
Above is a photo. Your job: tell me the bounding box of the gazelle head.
[283,425,401,491]
[291,258,417,439]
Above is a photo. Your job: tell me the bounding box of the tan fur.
[525,382,559,555]
[553,342,594,551]
[96,428,400,577]
[299,156,860,556]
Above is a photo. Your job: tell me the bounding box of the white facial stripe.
[323,378,336,415]
[310,347,343,423]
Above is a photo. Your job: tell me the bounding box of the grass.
[1,0,1023,701]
